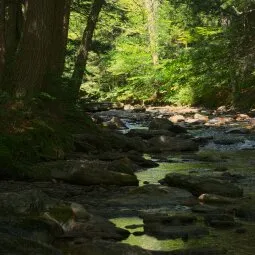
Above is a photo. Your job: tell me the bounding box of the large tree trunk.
[46,0,71,82]
[0,0,5,85]
[71,0,105,98]
[4,0,21,63]
[144,0,159,65]
[8,0,55,98]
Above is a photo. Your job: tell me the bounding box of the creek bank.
[2,104,255,254]
[0,189,129,254]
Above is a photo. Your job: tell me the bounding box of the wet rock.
[162,173,243,197]
[0,232,63,255]
[127,129,176,139]
[108,185,195,208]
[0,216,63,244]
[198,194,236,204]
[191,204,224,214]
[150,247,227,255]
[169,115,185,123]
[141,213,197,225]
[204,214,238,229]
[103,117,127,129]
[147,136,199,152]
[62,215,129,241]
[125,224,144,229]
[0,189,59,215]
[235,204,255,221]
[73,131,146,153]
[196,150,227,162]
[68,239,152,255]
[108,158,137,175]
[214,136,244,145]
[225,127,250,134]
[141,212,208,240]
[144,223,208,240]
[33,160,139,186]
[194,113,209,122]
[149,118,187,133]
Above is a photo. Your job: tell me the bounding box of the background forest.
[0,0,255,173]
[70,0,255,108]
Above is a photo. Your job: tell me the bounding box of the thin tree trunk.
[0,0,5,85]
[144,0,159,65]
[71,0,105,98]
[9,0,55,97]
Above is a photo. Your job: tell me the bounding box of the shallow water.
[111,149,255,254]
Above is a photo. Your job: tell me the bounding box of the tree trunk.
[0,0,5,85]
[71,0,105,98]
[8,0,55,98]
[43,0,72,94]
[144,0,159,65]
[4,0,21,63]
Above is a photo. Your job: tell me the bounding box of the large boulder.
[141,213,208,240]
[73,131,146,153]
[0,189,59,215]
[107,185,196,210]
[0,232,63,255]
[147,136,199,152]
[33,160,139,186]
[149,118,187,133]
[162,173,243,197]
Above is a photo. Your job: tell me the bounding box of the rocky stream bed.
[1,104,255,255]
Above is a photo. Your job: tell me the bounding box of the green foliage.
[70,0,255,107]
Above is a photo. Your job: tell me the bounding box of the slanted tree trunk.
[0,0,5,85]
[71,0,105,99]
[8,0,55,98]
[144,0,159,65]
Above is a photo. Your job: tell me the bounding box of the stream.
[101,106,255,255]
[1,105,255,254]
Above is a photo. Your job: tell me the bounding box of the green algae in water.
[110,217,255,254]
[136,162,212,185]
[110,217,185,251]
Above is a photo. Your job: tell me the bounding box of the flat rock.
[150,247,226,255]
[68,239,152,255]
[162,173,243,197]
[147,136,198,152]
[144,223,209,240]
[33,160,139,186]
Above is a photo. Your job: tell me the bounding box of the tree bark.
[144,0,159,65]
[8,0,55,97]
[4,0,21,63]
[47,0,71,80]
[71,0,105,98]
[0,0,5,85]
